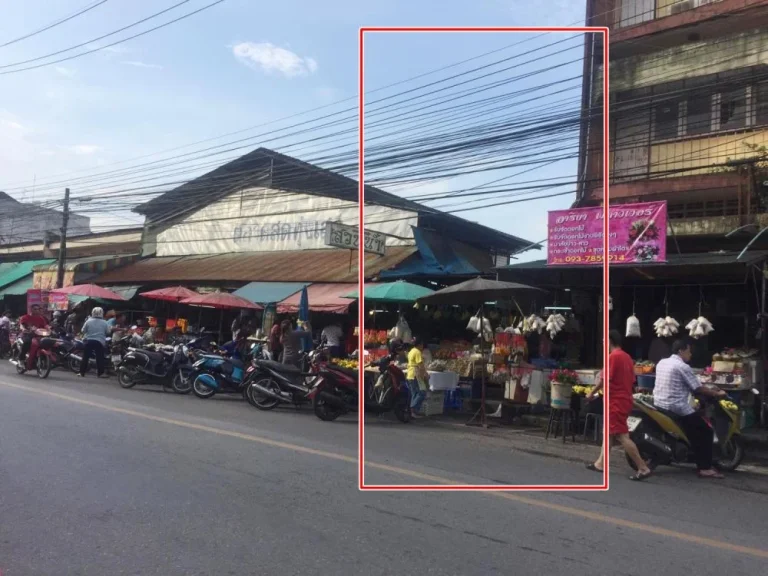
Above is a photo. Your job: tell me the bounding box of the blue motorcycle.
[190,342,267,399]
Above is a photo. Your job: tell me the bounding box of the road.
[1,364,767,575]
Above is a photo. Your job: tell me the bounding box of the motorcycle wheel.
[247,377,281,411]
[15,350,26,374]
[36,354,52,379]
[69,357,81,374]
[171,372,192,395]
[714,435,745,472]
[118,366,137,389]
[192,375,216,399]
[313,390,344,422]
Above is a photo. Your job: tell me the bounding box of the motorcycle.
[10,328,54,379]
[245,348,321,411]
[68,335,130,375]
[627,386,758,472]
[117,343,178,391]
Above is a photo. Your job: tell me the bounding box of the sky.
[0,0,589,261]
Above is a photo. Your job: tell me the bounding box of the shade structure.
[50,283,127,301]
[232,282,308,305]
[345,281,434,303]
[417,277,542,306]
[277,283,356,314]
[180,292,262,310]
[141,286,199,302]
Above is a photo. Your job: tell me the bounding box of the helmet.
[388,338,404,354]
[53,311,63,319]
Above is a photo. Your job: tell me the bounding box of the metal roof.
[0,259,54,289]
[233,282,308,304]
[93,247,417,285]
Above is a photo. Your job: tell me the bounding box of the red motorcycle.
[12,328,55,379]
[309,353,411,423]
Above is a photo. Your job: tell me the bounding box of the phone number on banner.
[550,254,628,265]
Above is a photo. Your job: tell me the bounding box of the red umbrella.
[141,286,199,302]
[50,283,127,301]
[180,292,262,310]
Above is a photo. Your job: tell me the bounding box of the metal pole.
[56,188,70,289]
[761,261,766,425]
[480,303,487,427]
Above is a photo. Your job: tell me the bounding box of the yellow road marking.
[2,379,768,560]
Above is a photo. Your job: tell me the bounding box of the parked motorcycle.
[627,386,758,472]
[245,348,321,411]
[118,343,178,391]
[10,328,54,379]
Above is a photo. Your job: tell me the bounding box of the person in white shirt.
[321,323,344,358]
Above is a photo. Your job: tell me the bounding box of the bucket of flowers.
[549,369,580,409]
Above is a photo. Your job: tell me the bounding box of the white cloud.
[232,42,318,77]
[67,144,101,156]
[55,67,77,78]
[122,60,163,70]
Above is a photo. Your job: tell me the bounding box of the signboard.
[26,289,50,315]
[547,201,667,266]
[324,221,387,256]
[48,292,69,311]
[34,270,74,290]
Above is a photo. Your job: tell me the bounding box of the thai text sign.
[324,221,387,256]
[547,201,667,266]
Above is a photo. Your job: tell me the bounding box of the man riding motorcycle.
[19,304,50,370]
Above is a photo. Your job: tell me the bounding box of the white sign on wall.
[156,187,417,257]
[324,221,387,256]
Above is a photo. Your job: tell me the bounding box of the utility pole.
[56,188,70,289]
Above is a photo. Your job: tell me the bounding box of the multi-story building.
[579,0,768,249]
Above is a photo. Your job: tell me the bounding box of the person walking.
[586,330,653,481]
[654,339,727,479]
[78,307,110,378]
[406,336,430,419]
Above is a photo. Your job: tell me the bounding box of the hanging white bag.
[626,315,641,338]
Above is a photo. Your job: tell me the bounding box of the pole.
[56,188,70,289]
[480,303,487,427]
[762,261,767,426]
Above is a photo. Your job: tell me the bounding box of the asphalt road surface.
[1,364,767,575]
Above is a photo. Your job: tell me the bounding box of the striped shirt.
[653,354,701,416]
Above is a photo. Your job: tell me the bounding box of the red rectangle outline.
[358,26,610,491]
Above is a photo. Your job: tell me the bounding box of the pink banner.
[547,201,667,266]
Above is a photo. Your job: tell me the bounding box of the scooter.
[367,353,411,423]
[10,328,54,379]
[627,386,758,472]
[118,343,177,391]
[245,348,321,411]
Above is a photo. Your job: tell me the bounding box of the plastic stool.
[583,413,603,444]
[545,408,576,443]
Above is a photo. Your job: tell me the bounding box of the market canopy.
[417,277,543,306]
[0,259,54,290]
[0,275,34,298]
[277,283,357,314]
[344,281,434,303]
[51,283,128,301]
[69,285,141,305]
[141,286,198,302]
[233,282,308,305]
[180,291,262,310]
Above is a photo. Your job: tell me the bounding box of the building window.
[685,93,712,136]
[668,199,739,220]
[756,82,768,126]
[653,99,681,140]
[714,88,748,131]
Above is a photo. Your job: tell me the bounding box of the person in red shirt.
[19,304,50,368]
[586,329,652,481]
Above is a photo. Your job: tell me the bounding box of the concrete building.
[0,191,91,246]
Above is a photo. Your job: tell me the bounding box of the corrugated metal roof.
[498,250,768,270]
[32,254,139,272]
[0,275,34,297]
[0,259,55,288]
[233,282,308,304]
[93,247,417,285]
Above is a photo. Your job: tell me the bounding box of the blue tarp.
[379,228,486,278]
[233,282,308,305]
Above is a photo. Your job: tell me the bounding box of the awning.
[33,254,139,290]
[233,282,308,304]
[0,275,34,298]
[93,247,416,284]
[0,259,54,289]
[69,285,141,304]
[379,228,492,278]
[277,283,357,314]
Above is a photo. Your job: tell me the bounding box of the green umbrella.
[344,281,434,304]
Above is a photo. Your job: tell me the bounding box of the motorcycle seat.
[140,349,167,363]
[640,397,683,421]
[256,359,301,373]
[226,357,245,369]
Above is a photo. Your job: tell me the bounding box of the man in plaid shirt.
[654,339,727,479]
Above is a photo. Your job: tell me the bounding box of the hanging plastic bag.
[626,315,641,338]
[467,310,482,334]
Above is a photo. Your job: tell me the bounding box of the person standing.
[78,307,110,378]
[654,339,727,479]
[321,322,344,358]
[268,321,282,361]
[586,330,653,481]
[406,336,430,419]
[0,309,12,358]
[280,319,312,367]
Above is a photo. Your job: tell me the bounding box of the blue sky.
[0,0,588,260]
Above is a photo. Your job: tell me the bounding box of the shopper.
[268,321,283,361]
[321,322,344,358]
[654,338,727,479]
[406,336,430,418]
[79,307,110,378]
[280,319,312,367]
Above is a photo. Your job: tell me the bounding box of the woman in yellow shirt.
[406,336,429,418]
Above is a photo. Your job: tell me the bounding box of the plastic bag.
[467,313,482,334]
[626,315,641,338]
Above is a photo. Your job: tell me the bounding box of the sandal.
[629,470,652,481]
[698,470,725,479]
[585,463,603,472]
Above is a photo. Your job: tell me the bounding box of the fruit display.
[719,399,739,413]
[712,348,758,361]
[634,361,655,375]
[433,340,474,360]
[334,359,359,370]
[572,385,601,396]
[427,360,447,372]
[653,316,679,338]
[363,330,388,346]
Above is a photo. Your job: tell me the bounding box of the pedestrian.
[280,319,312,367]
[105,310,117,328]
[586,330,653,481]
[269,321,282,361]
[654,338,727,479]
[0,309,12,357]
[79,307,110,378]
[231,313,244,343]
[321,321,344,358]
[406,336,430,419]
